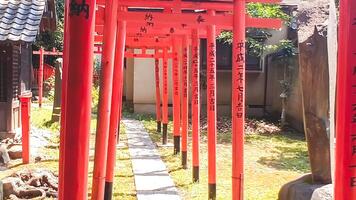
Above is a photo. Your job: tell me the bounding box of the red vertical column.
[232,0,246,199]
[58,0,69,198]
[104,19,126,200]
[162,47,169,144]
[60,0,95,198]
[155,56,162,133]
[19,92,32,164]
[181,36,189,168]
[38,47,44,108]
[191,29,200,182]
[172,37,181,155]
[91,0,119,198]
[207,10,217,200]
[335,0,356,199]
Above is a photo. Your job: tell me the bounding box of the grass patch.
[135,114,309,200]
[31,106,60,133]
[0,104,136,200]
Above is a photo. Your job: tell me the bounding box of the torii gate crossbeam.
[97,0,280,11]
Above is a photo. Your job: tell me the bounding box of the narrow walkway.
[123,119,181,200]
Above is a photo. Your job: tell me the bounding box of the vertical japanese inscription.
[163,54,168,97]
[173,52,179,96]
[162,48,169,124]
[155,59,160,88]
[234,41,245,118]
[208,42,216,112]
[192,45,199,105]
[183,47,188,98]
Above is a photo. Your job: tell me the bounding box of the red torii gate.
[95,41,174,142]
[58,1,282,200]
[33,47,63,107]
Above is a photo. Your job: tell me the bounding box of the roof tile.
[0,0,45,42]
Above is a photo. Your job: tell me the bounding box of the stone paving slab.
[123,119,181,200]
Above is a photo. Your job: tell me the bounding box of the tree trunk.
[298,0,331,184]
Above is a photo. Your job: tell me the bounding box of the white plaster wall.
[132,49,174,114]
[128,25,292,117]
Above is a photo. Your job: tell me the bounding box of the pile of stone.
[0,127,56,168]
[1,169,58,199]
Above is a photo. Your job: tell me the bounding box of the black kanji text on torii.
[70,0,89,19]
[197,15,205,24]
[145,13,153,21]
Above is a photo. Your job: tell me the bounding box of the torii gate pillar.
[105,19,127,200]
[154,57,162,133]
[191,29,200,182]
[162,47,169,145]
[59,0,95,198]
[58,0,69,198]
[181,36,189,169]
[172,37,181,155]
[232,0,246,199]
[207,10,217,200]
[91,0,119,198]
[38,47,44,108]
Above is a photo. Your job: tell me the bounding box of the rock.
[7,145,22,160]
[279,174,331,200]
[34,156,42,163]
[311,184,333,200]
[0,144,10,165]
[1,169,58,199]
[2,177,24,198]
[298,0,332,183]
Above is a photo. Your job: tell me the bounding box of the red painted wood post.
[191,29,200,182]
[181,35,189,169]
[19,92,32,164]
[104,19,126,200]
[232,0,246,199]
[91,0,119,198]
[58,0,69,198]
[334,0,356,199]
[38,47,44,108]
[162,47,169,145]
[155,56,162,133]
[172,37,181,155]
[60,0,95,198]
[207,10,217,200]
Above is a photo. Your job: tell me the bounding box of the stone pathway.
[123,119,181,200]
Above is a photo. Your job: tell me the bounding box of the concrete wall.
[125,54,134,101]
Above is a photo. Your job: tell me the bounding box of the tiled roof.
[0,0,45,42]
